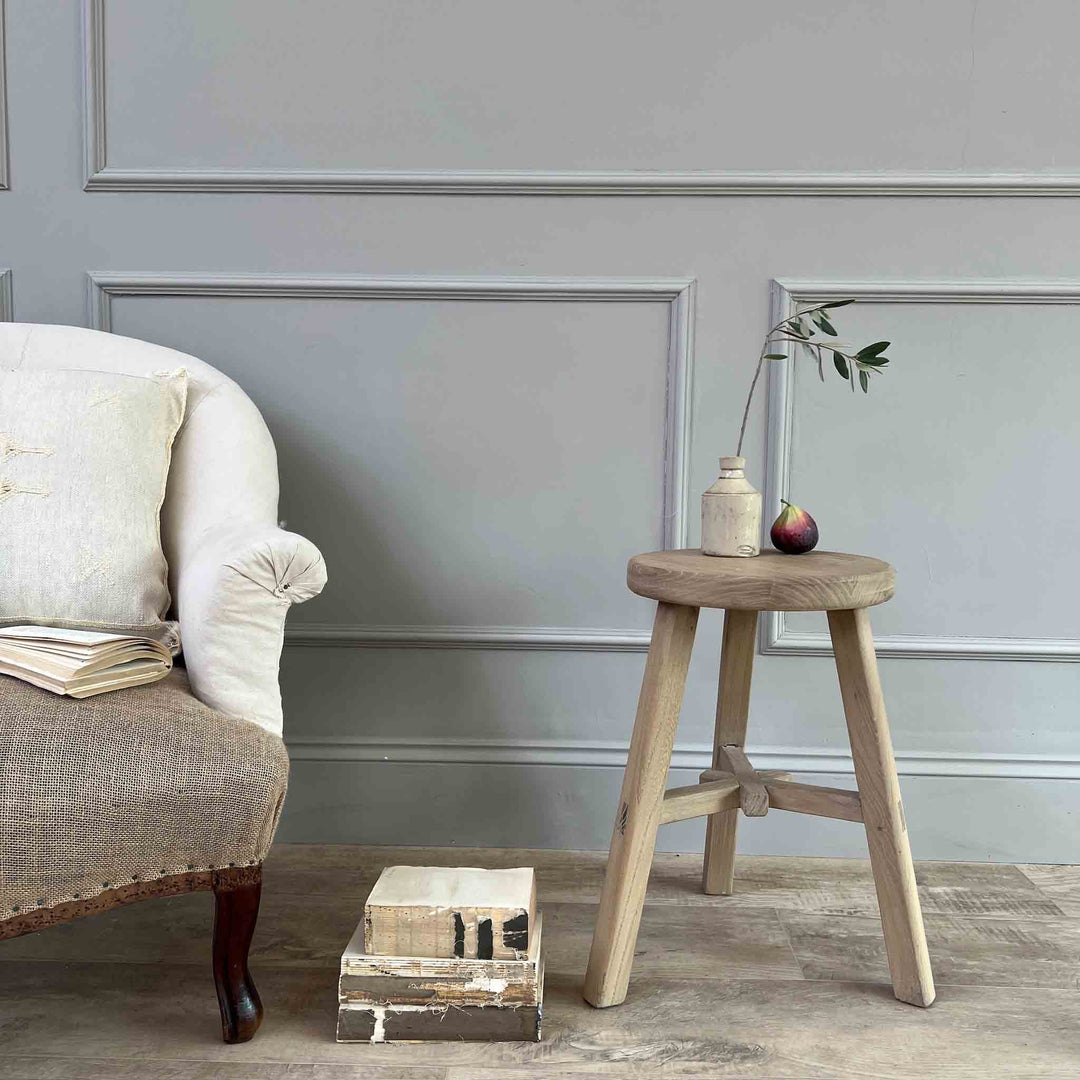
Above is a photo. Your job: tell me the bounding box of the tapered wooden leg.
[583,602,699,1008]
[828,608,936,1007]
[702,608,758,895]
[213,867,264,1043]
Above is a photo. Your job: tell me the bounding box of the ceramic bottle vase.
[701,456,762,557]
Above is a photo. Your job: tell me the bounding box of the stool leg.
[828,608,936,1008]
[702,608,758,895]
[583,601,699,1008]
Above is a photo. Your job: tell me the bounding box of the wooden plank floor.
[1,845,1078,1078]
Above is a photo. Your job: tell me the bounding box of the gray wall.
[2,1,1078,861]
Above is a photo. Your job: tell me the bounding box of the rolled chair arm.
[176,524,327,735]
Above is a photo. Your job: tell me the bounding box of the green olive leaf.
[856,340,890,359]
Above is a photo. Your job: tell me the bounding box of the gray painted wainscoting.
[1,1,1078,860]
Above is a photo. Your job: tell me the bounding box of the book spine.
[336,1000,542,1043]
[339,970,540,1008]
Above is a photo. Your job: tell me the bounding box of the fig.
[770,499,819,555]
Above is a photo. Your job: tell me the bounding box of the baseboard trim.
[285,623,652,651]
[284,736,1080,780]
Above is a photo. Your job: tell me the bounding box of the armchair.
[0,323,326,1042]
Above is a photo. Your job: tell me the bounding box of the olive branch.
[735,299,892,457]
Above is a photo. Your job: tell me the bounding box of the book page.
[0,625,136,646]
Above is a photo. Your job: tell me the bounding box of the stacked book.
[0,625,172,698]
[338,865,543,1043]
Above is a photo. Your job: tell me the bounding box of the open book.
[0,625,173,698]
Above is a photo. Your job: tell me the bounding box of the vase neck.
[704,455,758,496]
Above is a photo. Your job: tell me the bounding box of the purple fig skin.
[770,500,819,555]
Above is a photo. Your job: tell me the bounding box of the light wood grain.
[628,549,895,611]
[582,601,698,1008]
[5,896,802,980]
[659,776,740,824]
[910,862,1068,920]
[721,744,769,817]
[763,778,863,823]
[551,901,804,983]
[0,1057,448,1079]
[3,847,1080,1078]
[260,845,1062,919]
[783,909,1080,991]
[828,607,935,1007]
[2,962,1078,1079]
[699,769,862,823]
[701,609,758,896]
[1017,864,1080,918]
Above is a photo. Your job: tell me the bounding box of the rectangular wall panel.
[85,0,1080,192]
[96,277,689,639]
[765,282,1080,661]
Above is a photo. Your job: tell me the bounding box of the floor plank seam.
[793,973,1080,994]
[771,905,809,981]
[1013,865,1074,917]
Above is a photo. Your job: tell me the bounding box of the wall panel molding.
[285,733,1080,781]
[82,0,105,186]
[81,2,1080,198]
[0,0,9,190]
[763,278,1080,663]
[84,168,1080,198]
[88,271,695,651]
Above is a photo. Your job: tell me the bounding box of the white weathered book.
[0,625,173,698]
[339,905,544,1043]
[341,911,543,1008]
[364,865,536,960]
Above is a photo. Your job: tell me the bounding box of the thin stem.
[764,300,839,338]
[735,300,853,458]
[735,348,766,457]
[772,333,849,351]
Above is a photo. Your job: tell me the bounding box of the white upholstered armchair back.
[0,323,327,735]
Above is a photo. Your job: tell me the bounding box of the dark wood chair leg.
[212,866,264,1044]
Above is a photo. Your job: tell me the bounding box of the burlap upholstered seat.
[0,670,289,923]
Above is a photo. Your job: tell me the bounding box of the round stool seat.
[627,549,894,611]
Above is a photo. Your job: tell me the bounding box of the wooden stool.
[583,549,935,1010]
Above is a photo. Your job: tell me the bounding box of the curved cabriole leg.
[212,867,264,1043]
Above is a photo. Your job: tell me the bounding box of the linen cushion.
[0,366,187,648]
[0,668,289,922]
